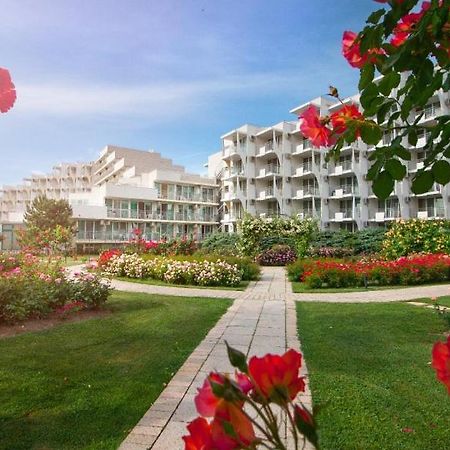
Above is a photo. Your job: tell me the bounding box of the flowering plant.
[256,245,297,267]
[298,0,450,199]
[183,344,318,450]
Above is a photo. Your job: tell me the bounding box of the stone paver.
[119,266,311,450]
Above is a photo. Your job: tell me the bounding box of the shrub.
[299,254,450,289]
[382,219,450,259]
[238,215,318,257]
[200,232,240,256]
[0,256,111,323]
[97,248,122,268]
[256,245,297,266]
[103,254,243,287]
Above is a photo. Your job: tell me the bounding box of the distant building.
[0,146,219,251]
[214,89,450,233]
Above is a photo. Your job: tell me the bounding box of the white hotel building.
[214,90,450,233]
[0,146,219,251]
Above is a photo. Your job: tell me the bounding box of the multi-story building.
[216,90,450,232]
[0,146,220,251]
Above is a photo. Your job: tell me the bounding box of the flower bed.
[0,253,111,323]
[256,245,297,266]
[102,253,243,287]
[293,254,450,289]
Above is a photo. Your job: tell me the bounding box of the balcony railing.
[223,168,244,178]
[257,187,275,199]
[258,165,280,177]
[417,208,445,219]
[222,145,238,158]
[334,209,358,221]
[294,187,320,198]
[330,186,359,197]
[106,209,217,222]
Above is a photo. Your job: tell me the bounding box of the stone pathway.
[119,267,311,450]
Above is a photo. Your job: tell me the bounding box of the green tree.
[18,196,76,254]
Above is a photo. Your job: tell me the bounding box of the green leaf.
[431,160,450,185]
[225,341,248,374]
[385,159,406,181]
[372,171,394,199]
[378,72,401,96]
[359,64,375,91]
[381,52,402,72]
[360,121,383,145]
[360,83,379,109]
[411,171,434,194]
[408,129,418,147]
[367,8,385,25]
[393,146,411,161]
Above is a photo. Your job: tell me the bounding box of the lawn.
[291,281,449,294]
[0,291,232,450]
[414,295,450,308]
[116,276,250,291]
[296,301,450,450]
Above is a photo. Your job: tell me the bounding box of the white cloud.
[13,69,338,119]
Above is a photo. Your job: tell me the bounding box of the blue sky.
[0,0,378,184]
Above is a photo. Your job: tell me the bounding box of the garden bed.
[0,291,231,450]
[296,298,450,449]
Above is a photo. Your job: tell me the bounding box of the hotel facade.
[214,88,450,233]
[0,146,219,251]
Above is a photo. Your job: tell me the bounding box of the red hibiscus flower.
[248,349,305,404]
[330,104,364,135]
[391,2,431,46]
[211,401,256,450]
[299,105,335,147]
[432,336,450,394]
[183,417,214,450]
[0,68,16,113]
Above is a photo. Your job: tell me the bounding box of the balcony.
[221,213,240,223]
[417,208,445,219]
[292,163,314,177]
[332,209,358,222]
[256,143,277,158]
[330,186,359,198]
[370,209,400,222]
[256,164,281,179]
[409,161,426,172]
[417,103,442,122]
[222,145,239,160]
[292,187,320,199]
[295,210,320,219]
[330,160,354,176]
[256,187,276,201]
[293,140,312,155]
[223,167,244,179]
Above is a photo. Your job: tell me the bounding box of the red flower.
[183,417,213,450]
[342,31,383,68]
[248,349,305,404]
[195,372,252,417]
[299,105,335,147]
[330,104,364,135]
[0,68,16,113]
[211,401,256,450]
[432,336,450,394]
[391,2,431,46]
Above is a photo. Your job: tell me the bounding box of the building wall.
[218,92,450,232]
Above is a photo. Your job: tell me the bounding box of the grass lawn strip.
[291,280,450,294]
[296,301,450,450]
[116,276,250,291]
[0,291,231,450]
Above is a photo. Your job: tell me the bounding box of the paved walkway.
[119,267,311,450]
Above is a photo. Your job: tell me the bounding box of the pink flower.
[330,104,364,135]
[299,105,335,147]
[0,68,16,113]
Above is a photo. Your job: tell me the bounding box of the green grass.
[116,276,250,291]
[413,295,450,308]
[296,301,450,450]
[0,291,232,450]
[291,281,449,294]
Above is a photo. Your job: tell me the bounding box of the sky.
[0,0,378,185]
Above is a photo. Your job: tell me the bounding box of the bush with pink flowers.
[0,253,111,323]
[256,245,297,266]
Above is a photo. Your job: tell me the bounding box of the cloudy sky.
[1,0,377,184]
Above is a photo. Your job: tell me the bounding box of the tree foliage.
[335,0,450,198]
[18,196,75,254]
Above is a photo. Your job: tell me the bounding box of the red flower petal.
[0,68,17,113]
